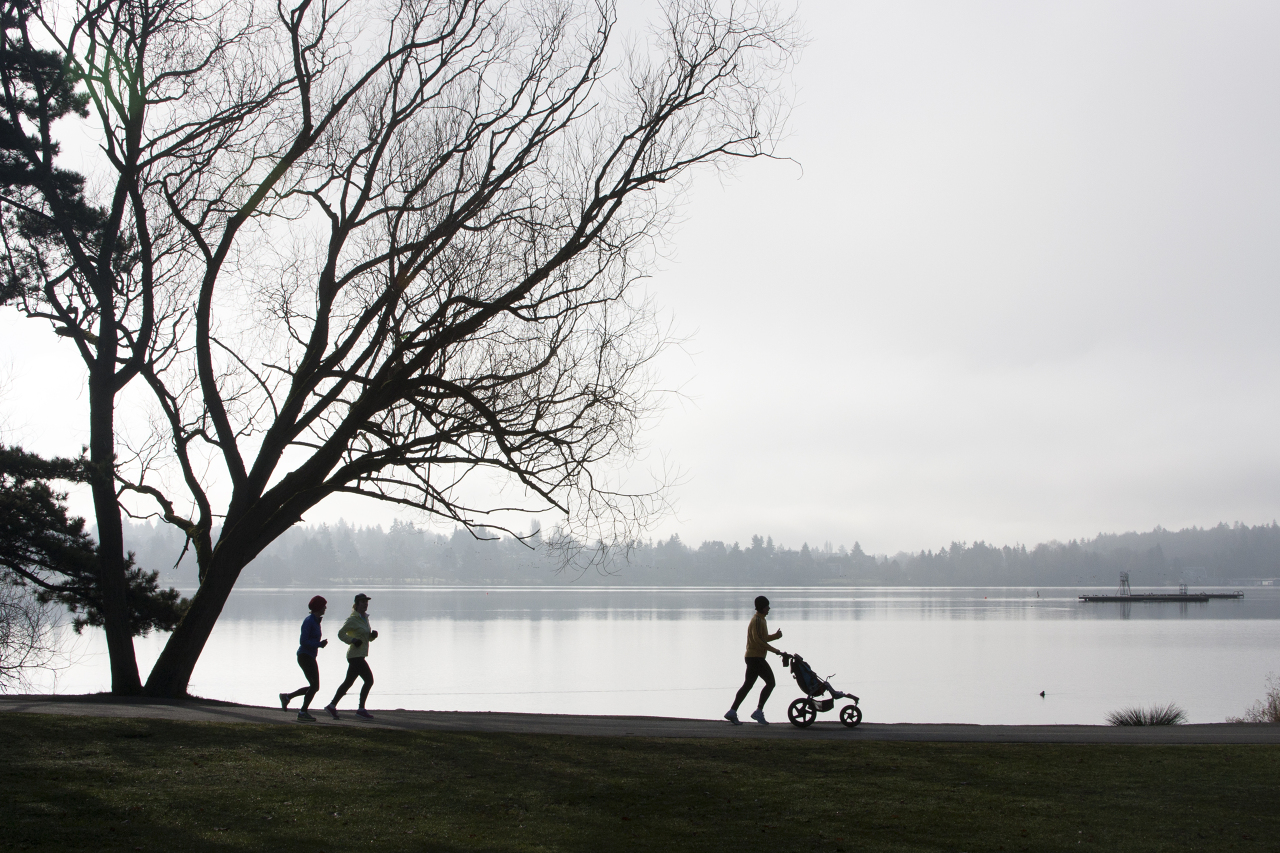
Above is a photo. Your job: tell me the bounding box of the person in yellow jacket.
[724,595,783,725]
[324,593,378,720]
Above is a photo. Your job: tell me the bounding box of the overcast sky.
[4,1,1280,555]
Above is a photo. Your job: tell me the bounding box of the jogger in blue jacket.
[280,595,329,721]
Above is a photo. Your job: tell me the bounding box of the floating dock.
[1080,593,1211,602]
[1078,575,1244,603]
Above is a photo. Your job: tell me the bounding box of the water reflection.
[37,586,1280,726]
[215,585,1279,623]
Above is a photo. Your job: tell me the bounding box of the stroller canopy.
[789,656,826,697]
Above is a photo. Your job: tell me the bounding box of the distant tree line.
[122,521,1280,589]
[884,523,1280,587]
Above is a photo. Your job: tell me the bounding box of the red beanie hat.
[308,595,327,611]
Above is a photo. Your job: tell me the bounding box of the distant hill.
[120,519,1280,588]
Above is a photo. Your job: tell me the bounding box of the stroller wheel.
[840,704,862,728]
[788,698,817,728]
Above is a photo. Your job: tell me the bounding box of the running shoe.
[323,704,339,720]
[297,710,316,722]
[750,709,769,725]
[724,709,741,725]
[355,709,374,721]
[279,692,289,710]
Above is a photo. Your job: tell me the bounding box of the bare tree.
[0,580,61,691]
[6,0,797,697]
[0,0,179,693]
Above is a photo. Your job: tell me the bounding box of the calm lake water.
[37,586,1280,725]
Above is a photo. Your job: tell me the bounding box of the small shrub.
[1227,676,1280,723]
[1106,702,1187,726]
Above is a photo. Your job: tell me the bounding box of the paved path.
[3,695,1279,743]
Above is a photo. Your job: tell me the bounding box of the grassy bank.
[1,712,1276,852]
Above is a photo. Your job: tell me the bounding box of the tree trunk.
[143,551,244,697]
[88,360,142,694]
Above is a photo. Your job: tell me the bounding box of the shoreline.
[4,694,1279,743]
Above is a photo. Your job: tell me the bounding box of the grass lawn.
[1,712,1276,852]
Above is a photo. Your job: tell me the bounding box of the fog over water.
[36,586,1280,725]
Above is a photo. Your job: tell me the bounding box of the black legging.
[284,653,320,709]
[730,656,775,712]
[330,657,374,709]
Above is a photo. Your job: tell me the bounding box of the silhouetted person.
[325,593,378,720]
[725,595,782,724]
[280,595,329,722]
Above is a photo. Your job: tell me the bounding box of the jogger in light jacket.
[324,593,378,720]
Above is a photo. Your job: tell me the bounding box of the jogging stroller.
[780,651,862,728]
